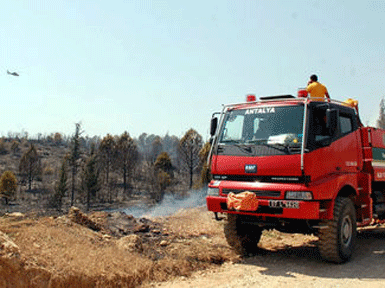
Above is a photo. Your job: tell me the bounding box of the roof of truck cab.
[225,96,357,113]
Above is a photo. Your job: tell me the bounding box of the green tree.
[153,152,173,202]
[377,98,385,129]
[154,152,173,177]
[155,171,171,203]
[82,144,100,211]
[115,131,138,194]
[19,144,41,191]
[69,123,82,206]
[179,129,203,189]
[0,171,17,205]
[51,157,68,210]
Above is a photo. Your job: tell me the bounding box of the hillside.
[0,131,199,216]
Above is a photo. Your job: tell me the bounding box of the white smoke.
[122,189,207,218]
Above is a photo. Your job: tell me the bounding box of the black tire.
[318,197,357,263]
[224,214,263,255]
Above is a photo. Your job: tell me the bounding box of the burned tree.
[81,144,100,211]
[150,136,163,163]
[138,133,155,164]
[199,142,212,188]
[19,144,41,191]
[115,131,138,195]
[377,98,385,129]
[178,129,203,189]
[99,134,116,202]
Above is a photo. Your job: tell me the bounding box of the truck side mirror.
[210,117,218,136]
[326,109,339,135]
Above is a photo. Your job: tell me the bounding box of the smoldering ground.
[121,189,207,218]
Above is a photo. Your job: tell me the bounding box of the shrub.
[0,171,17,205]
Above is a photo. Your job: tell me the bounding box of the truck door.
[334,108,361,173]
[305,103,360,181]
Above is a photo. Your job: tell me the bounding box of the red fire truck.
[206,93,385,263]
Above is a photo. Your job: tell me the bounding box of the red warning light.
[297,89,308,98]
[246,94,256,102]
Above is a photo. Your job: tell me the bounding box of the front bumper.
[206,196,321,219]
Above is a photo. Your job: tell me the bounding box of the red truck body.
[206,95,385,263]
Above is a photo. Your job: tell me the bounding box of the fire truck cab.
[206,93,385,263]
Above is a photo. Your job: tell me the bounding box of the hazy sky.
[2,1,385,139]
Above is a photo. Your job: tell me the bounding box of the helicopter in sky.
[7,70,19,76]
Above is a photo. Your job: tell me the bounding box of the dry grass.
[0,207,238,288]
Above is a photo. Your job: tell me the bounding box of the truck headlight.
[285,191,313,200]
[207,187,220,196]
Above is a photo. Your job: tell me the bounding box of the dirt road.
[149,226,385,288]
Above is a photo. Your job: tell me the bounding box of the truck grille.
[220,202,283,215]
[212,174,310,183]
[221,189,281,198]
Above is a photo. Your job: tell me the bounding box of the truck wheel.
[318,197,357,263]
[224,214,262,255]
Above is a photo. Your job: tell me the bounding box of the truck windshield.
[218,105,304,155]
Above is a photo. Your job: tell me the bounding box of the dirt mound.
[0,207,236,287]
[0,230,20,256]
[67,206,104,232]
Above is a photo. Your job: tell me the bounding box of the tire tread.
[318,197,356,263]
[224,214,262,255]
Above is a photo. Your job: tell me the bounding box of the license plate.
[269,200,299,209]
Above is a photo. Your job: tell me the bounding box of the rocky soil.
[1,207,385,287]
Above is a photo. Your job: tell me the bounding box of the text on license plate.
[269,200,299,209]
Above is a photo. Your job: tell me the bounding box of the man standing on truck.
[306,74,330,100]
